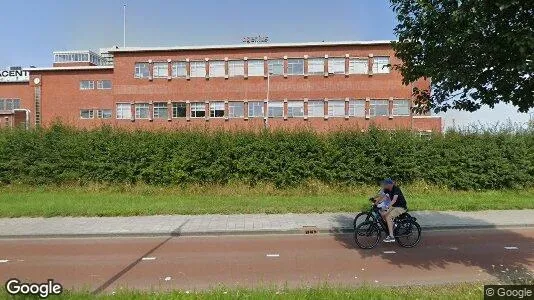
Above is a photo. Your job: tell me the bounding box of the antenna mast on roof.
[123,3,126,47]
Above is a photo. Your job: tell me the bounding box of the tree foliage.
[390,0,534,113]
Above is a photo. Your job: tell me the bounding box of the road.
[0,228,533,294]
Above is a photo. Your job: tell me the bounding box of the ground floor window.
[96,109,112,119]
[248,101,264,118]
[210,101,225,117]
[116,103,131,119]
[392,100,411,116]
[287,101,304,117]
[80,109,94,119]
[135,103,150,119]
[153,102,168,119]
[307,100,324,117]
[191,102,206,118]
[370,100,389,117]
[228,102,244,118]
[0,99,20,110]
[268,101,284,118]
[328,100,345,117]
[172,102,186,118]
[349,100,366,117]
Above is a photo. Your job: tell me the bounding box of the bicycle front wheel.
[353,212,371,229]
[354,221,380,249]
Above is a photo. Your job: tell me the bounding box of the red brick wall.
[0,82,33,124]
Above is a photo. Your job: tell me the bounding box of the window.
[349,100,365,117]
[307,58,325,75]
[96,109,112,119]
[80,80,94,90]
[153,62,169,78]
[373,56,390,74]
[228,102,244,118]
[287,101,304,117]
[268,101,283,118]
[328,58,345,74]
[172,102,186,118]
[191,102,206,117]
[80,109,94,119]
[248,101,264,118]
[268,59,284,75]
[134,63,150,78]
[153,102,168,119]
[328,100,345,117]
[0,99,20,110]
[116,103,131,119]
[349,58,369,74]
[228,60,244,77]
[370,100,389,116]
[392,100,411,116]
[171,62,187,78]
[210,101,225,117]
[307,100,324,117]
[247,60,264,76]
[97,80,112,89]
[135,103,150,119]
[209,61,225,77]
[287,59,304,75]
[190,61,206,78]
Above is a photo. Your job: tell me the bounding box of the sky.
[0,0,531,128]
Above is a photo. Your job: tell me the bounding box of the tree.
[390,0,534,113]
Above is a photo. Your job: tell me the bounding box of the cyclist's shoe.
[383,235,395,243]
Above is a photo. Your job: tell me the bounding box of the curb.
[0,223,532,239]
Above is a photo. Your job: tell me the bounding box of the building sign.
[0,69,29,83]
[242,35,269,44]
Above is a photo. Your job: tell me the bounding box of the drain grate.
[302,226,319,234]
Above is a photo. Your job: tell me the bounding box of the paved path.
[0,210,532,238]
[0,229,532,292]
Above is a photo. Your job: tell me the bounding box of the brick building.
[0,41,441,132]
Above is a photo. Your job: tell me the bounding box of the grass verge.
[1,284,484,299]
[0,182,533,217]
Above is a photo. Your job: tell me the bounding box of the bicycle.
[354,204,421,249]
[353,197,413,229]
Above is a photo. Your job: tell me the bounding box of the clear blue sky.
[1,0,531,126]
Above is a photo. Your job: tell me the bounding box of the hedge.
[0,123,532,189]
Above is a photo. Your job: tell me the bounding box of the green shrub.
[0,123,532,189]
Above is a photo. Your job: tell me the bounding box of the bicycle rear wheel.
[354,221,380,249]
[394,219,422,248]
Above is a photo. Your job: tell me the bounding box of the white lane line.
[504,246,519,250]
[0,259,9,263]
[141,257,156,261]
[383,251,396,254]
[266,254,280,257]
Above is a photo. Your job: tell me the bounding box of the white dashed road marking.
[0,259,9,263]
[504,246,519,250]
[383,251,396,254]
[266,254,280,257]
[141,257,156,261]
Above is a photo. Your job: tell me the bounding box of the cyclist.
[381,178,408,243]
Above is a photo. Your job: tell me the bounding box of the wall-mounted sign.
[242,35,269,44]
[0,69,29,83]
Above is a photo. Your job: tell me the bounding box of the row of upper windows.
[80,80,112,90]
[134,56,390,79]
[0,98,20,110]
[80,100,410,120]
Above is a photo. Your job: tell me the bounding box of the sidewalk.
[0,210,532,238]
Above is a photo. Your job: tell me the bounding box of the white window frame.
[307,100,324,117]
[392,100,411,116]
[190,102,206,118]
[370,100,390,117]
[349,58,369,74]
[172,102,187,118]
[247,60,264,77]
[228,60,244,77]
[97,80,112,90]
[153,102,168,119]
[287,59,304,75]
[134,63,150,78]
[134,103,150,119]
[348,100,366,117]
[209,61,225,78]
[328,57,345,74]
[80,80,94,90]
[210,101,225,118]
[116,103,132,120]
[190,61,206,78]
[153,62,169,78]
[307,58,325,75]
[267,101,284,118]
[228,102,244,118]
[1,98,21,110]
[287,101,304,118]
[80,109,94,119]
[373,56,390,74]
[328,100,345,117]
[268,59,284,76]
[248,101,264,118]
[171,62,187,78]
[97,109,112,119]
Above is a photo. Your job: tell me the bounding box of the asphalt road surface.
[0,228,533,294]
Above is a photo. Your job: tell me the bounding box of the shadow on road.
[332,213,534,285]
